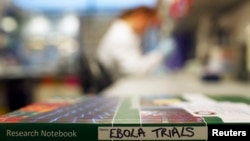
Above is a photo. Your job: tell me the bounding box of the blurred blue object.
[12,0,158,12]
[157,37,176,57]
[12,0,88,12]
[143,25,161,53]
[95,0,158,10]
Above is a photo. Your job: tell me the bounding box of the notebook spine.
[0,123,208,141]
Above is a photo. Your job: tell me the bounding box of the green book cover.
[0,94,249,141]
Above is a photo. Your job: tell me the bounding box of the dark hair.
[119,6,157,19]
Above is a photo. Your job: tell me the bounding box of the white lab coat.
[97,19,164,80]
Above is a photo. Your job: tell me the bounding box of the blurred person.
[96,6,168,81]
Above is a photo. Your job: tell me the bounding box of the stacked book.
[0,94,249,140]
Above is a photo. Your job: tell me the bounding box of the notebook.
[0,94,249,140]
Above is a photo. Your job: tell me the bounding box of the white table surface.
[102,71,250,97]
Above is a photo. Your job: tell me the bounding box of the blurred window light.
[95,0,158,10]
[12,0,158,12]
[12,0,89,12]
[58,14,80,36]
[1,16,18,33]
[25,15,51,35]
